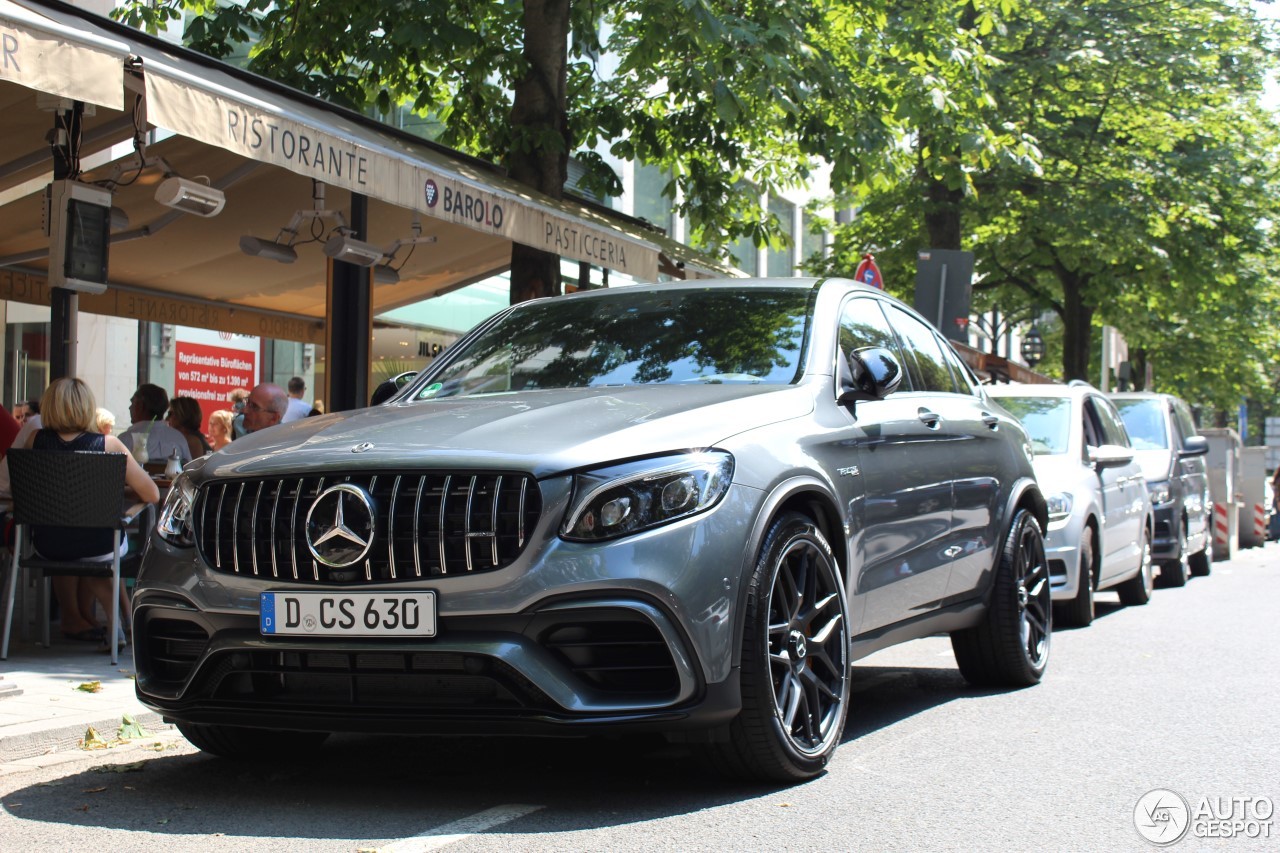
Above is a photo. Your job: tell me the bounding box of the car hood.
[1028,454,1084,496]
[200,384,813,480]
[1131,449,1175,483]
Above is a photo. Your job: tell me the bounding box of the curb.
[0,709,171,764]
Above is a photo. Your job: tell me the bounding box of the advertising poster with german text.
[173,330,259,434]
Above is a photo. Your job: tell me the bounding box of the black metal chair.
[1,449,152,664]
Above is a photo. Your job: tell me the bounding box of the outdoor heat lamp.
[1021,325,1046,368]
[239,235,298,264]
[155,175,226,217]
[323,233,385,267]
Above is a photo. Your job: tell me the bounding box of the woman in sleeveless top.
[24,378,160,642]
[167,396,213,460]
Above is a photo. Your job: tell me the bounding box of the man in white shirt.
[282,376,312,423]
[118,384,192,464]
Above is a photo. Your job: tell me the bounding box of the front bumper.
[132,593,741,735]
[1044,518,1083,601]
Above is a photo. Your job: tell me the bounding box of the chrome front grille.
[194,472,542,584]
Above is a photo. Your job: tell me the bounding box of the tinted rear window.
[413,287,814,398]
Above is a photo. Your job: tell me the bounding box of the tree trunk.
[1059,275,1093,381]
[507,0,571,304]
[922,174,964,251]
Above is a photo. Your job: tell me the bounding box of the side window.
[884,306,956,392]
[839,297,900,352]
[1092,397,1131,447]
[939,338,978,395]
[1172,400,1199,441]
[1081,398,1105,449]
[838,297,907,382]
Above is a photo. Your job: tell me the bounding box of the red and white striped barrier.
[1254,503,1268,542]
[1214,503,1231,550]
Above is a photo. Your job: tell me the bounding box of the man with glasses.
[242,383,289,433]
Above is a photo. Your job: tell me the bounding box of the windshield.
[995,396,1072,455]
[1113,399,1169,450]
[412,287,814,399]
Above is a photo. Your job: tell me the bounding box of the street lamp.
[1021,325,1046,368]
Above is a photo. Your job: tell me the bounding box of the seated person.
[22,378,160,643]
[118,383,191,465]
[167,396,213,459]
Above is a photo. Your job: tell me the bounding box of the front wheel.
[1055,529,1095,628]
[951,508,1051,687]
[1116,529,1154,606]
[707,513,851,783]
[1158,523,1189,588]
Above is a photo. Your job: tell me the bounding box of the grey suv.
[1109,392,1211,586]
[137,277,1049,782]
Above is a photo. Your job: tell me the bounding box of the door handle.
[918,408,941,429]
[981,412,1000,431]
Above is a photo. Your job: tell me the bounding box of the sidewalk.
[0,633,174,767]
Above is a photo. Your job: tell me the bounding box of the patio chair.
[1,449,152,664]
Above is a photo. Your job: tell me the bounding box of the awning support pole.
[324,193,372,412]
[49,102,85,383]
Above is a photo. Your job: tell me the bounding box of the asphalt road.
[1,542,1276,852]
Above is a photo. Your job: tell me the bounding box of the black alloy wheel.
[951,508,1051,687]
[709,512,850,783]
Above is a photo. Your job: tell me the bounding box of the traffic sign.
[853,253,883,290]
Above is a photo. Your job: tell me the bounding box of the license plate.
[260,591,436,637]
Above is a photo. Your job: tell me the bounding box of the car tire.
[707,512,851,783]
[1116,529,1154,606]
[1158,523,1189,588]
[950,508,1051,687]
[1188,520,1212,577]
[1055,528,1095,628]
[176,722,330,758]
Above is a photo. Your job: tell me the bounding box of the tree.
[117,0,1017,301]
[819,0,1280,399]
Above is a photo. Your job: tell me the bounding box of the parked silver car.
[136,277,1048,782]
[986,383,1155,626]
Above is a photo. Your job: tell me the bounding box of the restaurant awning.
[0,0,731,345]
[0,0,126,109]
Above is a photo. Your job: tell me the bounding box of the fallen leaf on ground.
[75,681,102,694]
[80,727,109,750]
[83,787,107,794]
[118,714,148,740]
[92,761,145,774]
[76,805,89,812]
[156,818,169,825]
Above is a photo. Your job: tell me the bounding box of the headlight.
[1149,480,1172,505]
[562,452,734,541]
[1046,492,1074,523]
[156,471,196,547]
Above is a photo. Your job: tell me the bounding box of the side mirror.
[1090,444,1135,470]
[838,346,903,406]
[370,370,418,406]
[1179,435,1209,457]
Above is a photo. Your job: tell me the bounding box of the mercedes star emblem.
[305,483,376,567]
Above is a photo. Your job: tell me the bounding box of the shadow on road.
[1,662,1021,842]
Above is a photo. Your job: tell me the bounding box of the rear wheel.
[1055,530,1095,628]
[706,513,851,783]
[177,722,330,758]
[1116,529,1154,606]
[951,508,1050,687]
